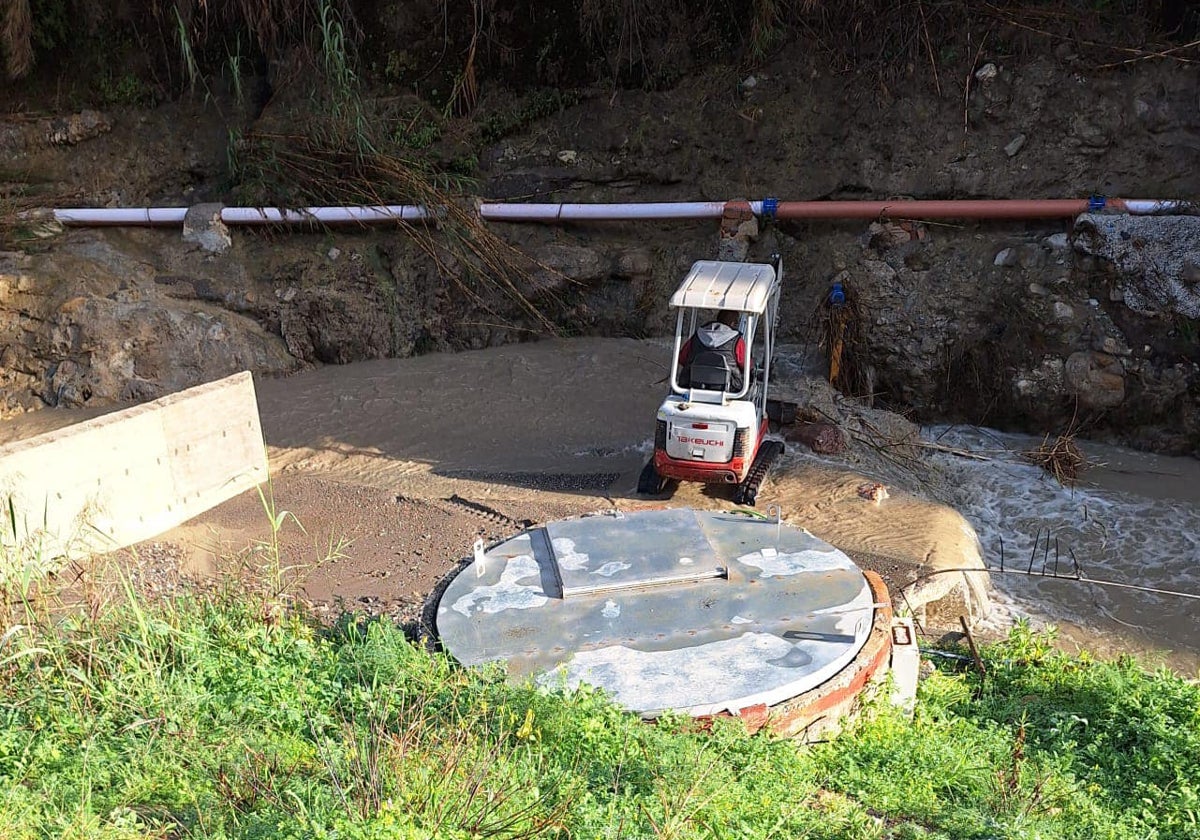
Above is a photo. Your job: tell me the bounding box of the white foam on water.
[571,439,656,458]
[923,425,1200,653]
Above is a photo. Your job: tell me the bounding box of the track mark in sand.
[442,494,533,531]
[437,470,621,493]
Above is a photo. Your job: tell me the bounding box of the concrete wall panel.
[0,371,266,568]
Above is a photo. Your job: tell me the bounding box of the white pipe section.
[50,205,433,227]
[479,202,730,221]
[53,208,189,226]
[1121,199,1197,215]
[220,205,433,225]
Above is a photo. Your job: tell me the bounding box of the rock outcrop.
[0,236,297,412]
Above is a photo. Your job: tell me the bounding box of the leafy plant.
[248,481,349,604]
[173,5,200,94]
[94,71,154,107]
[226,35,245,105]
[390,108,443,151]
[476,89,582,145]
[2,562,1198,840]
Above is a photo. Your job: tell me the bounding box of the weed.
[749,0,785,61]
[2,537,1197,840]
[448,152,480,176]
[390,108,443,151]
[1172,314,1197,346]
[0,494,82,610]
[446,0,482,116]
[231,119,565,335]
[3,0,33,79]
[249,481,349,602]
[173,6,200,95]
[476,88,582,145]
[382,48,413,83]
[94,72,154,107]
[226,36,245,105]
[314,0,372,154]
[0,169,70,246]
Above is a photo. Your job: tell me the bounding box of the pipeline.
[48,205,434,227]
[38,196,1197,228]
[220,206,433,225]
[479,201,731,221]
[51,208,190,226]
[477,197,1198,222]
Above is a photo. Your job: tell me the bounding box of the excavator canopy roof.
[669,260,777,314]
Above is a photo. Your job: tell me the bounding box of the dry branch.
[2,0,32,79]
[1022,431,1087,485]
[233,128,565,335]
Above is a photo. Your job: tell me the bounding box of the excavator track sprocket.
[734,440,784,506]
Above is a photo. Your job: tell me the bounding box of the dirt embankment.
[3,29,1199,451]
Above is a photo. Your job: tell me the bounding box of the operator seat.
[685,350,733,391]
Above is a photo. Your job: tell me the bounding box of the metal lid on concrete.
[435,508,875,718]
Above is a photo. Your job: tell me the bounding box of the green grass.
[0,582,1197,839]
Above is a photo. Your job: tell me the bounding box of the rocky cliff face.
[0,235,297,410]
[1,48,1197,453]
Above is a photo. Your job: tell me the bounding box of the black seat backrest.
[688,350,731,391]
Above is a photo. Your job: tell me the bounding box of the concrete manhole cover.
[436,508,876,718]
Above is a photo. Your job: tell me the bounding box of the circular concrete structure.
[436,508,881,719]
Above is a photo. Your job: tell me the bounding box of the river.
[920,425,1200,673]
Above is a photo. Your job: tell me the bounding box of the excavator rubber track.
[734,440,784,506]
[637,460,668,495]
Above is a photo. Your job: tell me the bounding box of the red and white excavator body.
[640,258,783,504]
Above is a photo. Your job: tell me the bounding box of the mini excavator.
[637,256,785,505]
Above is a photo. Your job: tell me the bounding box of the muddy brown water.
[2,338,1197,673]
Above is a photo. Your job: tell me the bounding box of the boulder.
[181,204,231,254]
[1064,350,1126,408]
[786,421,847,454]
[45,297,296,406]
[1073,213,1200,319]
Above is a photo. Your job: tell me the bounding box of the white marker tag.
[474,538,486,577]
